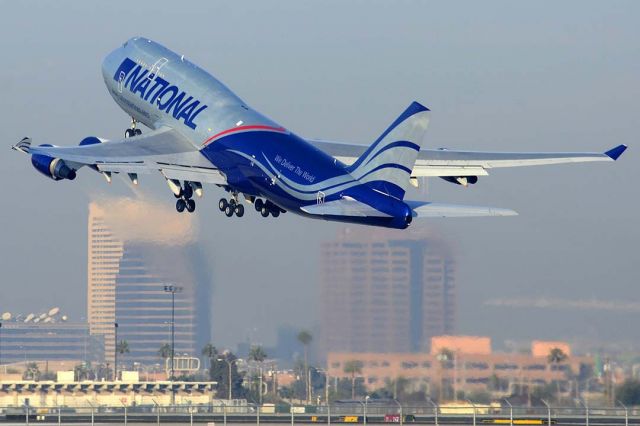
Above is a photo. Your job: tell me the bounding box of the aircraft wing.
[17,127,226,184]
[308,139,627,178]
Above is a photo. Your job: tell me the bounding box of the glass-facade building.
[114,244,197,364]
[88,199,212,367]
[0,321,103,364]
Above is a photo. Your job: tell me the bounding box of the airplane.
[12,37,627,230]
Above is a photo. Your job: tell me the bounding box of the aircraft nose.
[101,44,128,84]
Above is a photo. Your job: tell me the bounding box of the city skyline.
[0,0,636,354]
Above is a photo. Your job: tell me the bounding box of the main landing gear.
[175,182,196,213]
[124,117,142,138]
[218,196,245,218]
[254,198,284,218]
[216,192,286,219]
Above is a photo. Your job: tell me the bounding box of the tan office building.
[320,228,455,355]
[87,197,211,366]
[87,201,124,364]
[327,336,590,396]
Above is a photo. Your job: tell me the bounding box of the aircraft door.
[148,57,168,81]
[118,71,125,93]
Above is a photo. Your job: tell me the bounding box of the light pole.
[0,322,3,371]
[466,399,476,426]
[577,398,589,426]
[217,357,236,400]
[364,395,370,426]
[503,398,513,426]
[617,400,628,426]
[541,399,551,426]
[427,398,438,426]
[163,285,182,381]
[114,323,118,381]
[393,399,403,426]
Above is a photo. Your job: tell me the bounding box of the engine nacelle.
[440,176,478,187]
[79,136,102,146]
[31,145,76,181]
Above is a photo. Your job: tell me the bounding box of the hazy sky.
[0,1,638,354]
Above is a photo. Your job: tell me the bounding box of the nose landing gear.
[124,118,142,138]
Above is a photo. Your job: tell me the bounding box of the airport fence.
[1,401,640,425]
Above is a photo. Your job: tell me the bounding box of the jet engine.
[440,176,478,187]
[31,145,76,181]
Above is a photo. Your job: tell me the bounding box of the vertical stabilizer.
[348,102,430,200]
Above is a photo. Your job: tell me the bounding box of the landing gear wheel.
[234,204,245,217]
[186,199,196,213]
[224,205,235,217]
[134,129,142,136]
[260,206,270,217]
[183,184,193,199]
[176,199,186,213]
[125,129,135,138]
[271,209,280,218]
[255,199,264,212]
[218,198,228,211]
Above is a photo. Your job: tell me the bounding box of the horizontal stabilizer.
[301,197,391,218]
[408,201,517,218]
[11,137,32,154]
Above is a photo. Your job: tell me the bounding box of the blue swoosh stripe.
[362,140,421,168]
[357,163,413,180]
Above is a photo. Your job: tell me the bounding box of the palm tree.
[23,362,40,381]
[437,348,454,401]
[343,360,363,399]
[159,342,173,376]
[202,343,218,371]
[115,340,130,381]
[117,340,130,355]
[547,347,568,364]
[248,346,268,404]
[297,330,313,403]
[248,345,267,363]
[159,343,172,359]
[74,363,91,381]
[547,347,568,402]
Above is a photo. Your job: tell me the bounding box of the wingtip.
[605,144,627,161]
[493,208,518,217]
[411,101,431,112]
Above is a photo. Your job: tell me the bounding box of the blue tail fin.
[348,101,430,200]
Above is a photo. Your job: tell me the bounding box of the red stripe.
[201,125,286,146]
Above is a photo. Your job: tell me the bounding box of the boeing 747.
[12,37,627,229]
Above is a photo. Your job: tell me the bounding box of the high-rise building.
[320,228,455,355]
[87,203,123,365]
[87,198,212,366]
